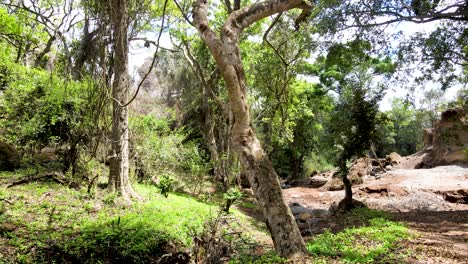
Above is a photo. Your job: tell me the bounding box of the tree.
[191,0,314,258]
[307,39,392,209]
[375,99,432,156]
[331,80,382,209]
[314,0,467,89]
[108,0,139,200]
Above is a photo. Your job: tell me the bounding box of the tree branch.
[223,0,312,35]
[262,13,288,67]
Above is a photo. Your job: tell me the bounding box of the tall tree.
[108,0,139,200]
[191,0,313,258]
[314,0,467,89]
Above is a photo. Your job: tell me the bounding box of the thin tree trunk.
[343,174,353,204]
[181,42,231,191]
[108,0,139,200]
[193,0,312,258]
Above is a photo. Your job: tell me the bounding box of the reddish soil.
[282,163,468,263]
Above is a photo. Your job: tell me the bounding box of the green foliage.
[0,7,48,58]
[374,99,435,156]
[0,56,105,168]
[303,152,334,176]
[222,187,243,213]
[257,79,334,178]
[314,1,466,87]
[130,114,210,194]
[307,210,410,263]
[327,74,383,179]
[156,173,176,198]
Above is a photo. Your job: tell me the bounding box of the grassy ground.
[306,209,412,263]
[0,169,270,263]
[1,169,417,263]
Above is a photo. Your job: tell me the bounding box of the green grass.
[307,208,411,263]
[0,180,218,263]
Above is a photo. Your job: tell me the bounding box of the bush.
[157,173,176,198]
[223,188,243,213]
[130,115,210,194]
[303,152,334,176]
[0,55,108,175]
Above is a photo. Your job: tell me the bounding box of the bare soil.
[282,163,468,263]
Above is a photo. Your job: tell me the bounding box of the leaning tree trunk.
[193,0,312,258]
[108,0,139,200]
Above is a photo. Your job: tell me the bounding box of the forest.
[0,0,467,263]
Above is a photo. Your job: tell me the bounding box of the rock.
[289,203,308,215]
[385,165,392,170]
[386,152,401,164]
[309,176,328,188]
[327,177,344,191]
[158,251,191,264]
[0,222,17,233]
[310,170,319,177]
[436,189,468,204]
[420,108,468,167]
[359,185,408,197]
[298,213,313,221]
[0,141,20,171]
[348,157,370,183]
[33,146,58,164]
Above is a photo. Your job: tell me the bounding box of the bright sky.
[378,21,462,111]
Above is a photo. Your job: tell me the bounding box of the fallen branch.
[0,198,14,205]
[6,171,67,188]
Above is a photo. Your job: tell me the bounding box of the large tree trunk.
[193,0,312,258]
[108,0,139,200]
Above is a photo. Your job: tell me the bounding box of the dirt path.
[282,165,468,263]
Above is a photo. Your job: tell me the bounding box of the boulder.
[348,157,370,181]
[33,146,58,164]
[420,108,468,167]
[386,152,401,165]
[0,141,20,171]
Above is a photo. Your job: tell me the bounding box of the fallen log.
[6,171,67,188]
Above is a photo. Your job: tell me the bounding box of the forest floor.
[1,160,467,263]
[280,161,468,264]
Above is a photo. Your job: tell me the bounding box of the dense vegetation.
[0,0,466,262]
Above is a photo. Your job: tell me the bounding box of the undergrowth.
[0,179,217,263]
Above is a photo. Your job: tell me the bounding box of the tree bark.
[193,0,311,258]
[108,0,139,200]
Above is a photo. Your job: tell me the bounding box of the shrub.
[129,115,209,194]
[0,56,108,175]
[222,188,243,213]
